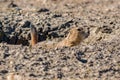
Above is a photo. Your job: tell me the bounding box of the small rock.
[0,21,3,28]
[29,73,37,77]
[57,72,64,79]
[9,35,18,44]
[52,14,62,18]
[79,59,87,63]
[102,25,112,34]
[3,53,10,59]
[37,57,43,61]
[15,64,25,71]
[37,8,49,13]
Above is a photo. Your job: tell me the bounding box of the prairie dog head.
[56,26,87,48]
[30,25,37,36]
[30,24,38,46]
[65,27,85,46]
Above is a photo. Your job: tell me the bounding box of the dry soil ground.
[0,0,120,80]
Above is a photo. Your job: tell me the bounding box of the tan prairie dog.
[30,25,38,46]
[56,27,85,48]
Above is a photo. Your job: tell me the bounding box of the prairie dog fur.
[30,25,38,46]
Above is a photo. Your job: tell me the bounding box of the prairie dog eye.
[77,28,83,31]
[77,28,81,31]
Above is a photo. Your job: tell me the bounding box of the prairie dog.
[30,25,38,46]
[56,27,85,48]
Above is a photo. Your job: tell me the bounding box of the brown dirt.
[0,0,120,80]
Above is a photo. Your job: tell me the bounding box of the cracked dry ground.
[0,0,120,80]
